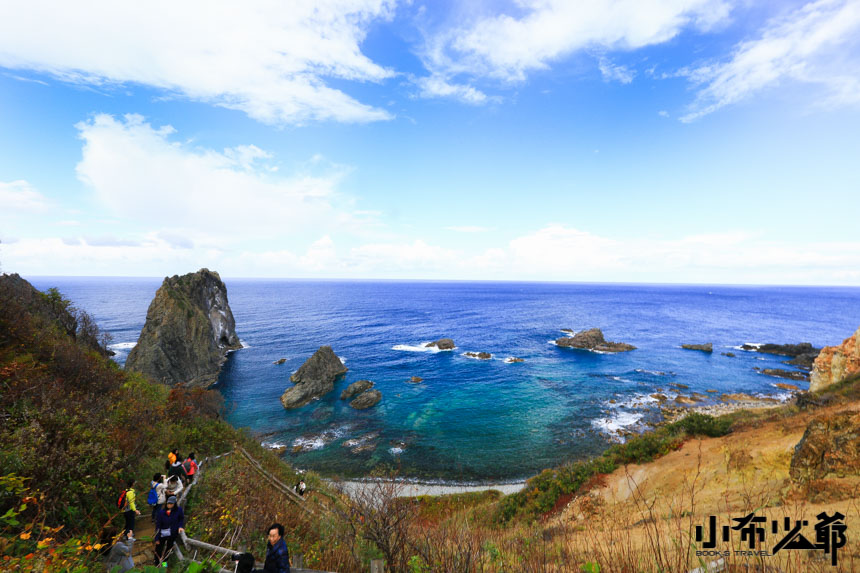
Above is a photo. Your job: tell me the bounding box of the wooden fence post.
[370,559,385,573]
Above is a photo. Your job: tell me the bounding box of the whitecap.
[592,411,643,434]
[634,368,670,376]
[604,393,659,410]
[109,341,137,350]
[240,339,251,349]
[261,441,287,450]
[547,340,559,346]
[504,357,525,364]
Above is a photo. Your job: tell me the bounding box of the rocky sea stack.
[281,346,347,409]
[425,338,455,350]
[681,343,713,352]
[810,327,860,392]
[556,328,636,353]
[125,269,241,386]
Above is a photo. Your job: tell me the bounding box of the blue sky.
[1,0,859,284]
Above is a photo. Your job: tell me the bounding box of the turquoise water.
[29,278,860,482]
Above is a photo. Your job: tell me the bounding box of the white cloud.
[0,1,396,125]
[414,74,489,104]
[74,113,363,240]
[598,57,635,84]
[682,0,860,121]
[421,0,730,85]
[0,180,51,212]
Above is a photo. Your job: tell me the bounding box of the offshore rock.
[790,410,860,481]
[754,367,809,382]
[555,328,636,353]
[350,389,382,410]
[280,346,347,409]
[741,342,820,370]
[341,379,374,400]
[425,338,455,350]
[681,343,713,352]
[810,327,860,392]
[464,351,492,360]
[125,269,241,386]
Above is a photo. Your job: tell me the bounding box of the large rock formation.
[790,410,860,481]
[810,327,860,392]
[556,328,636,353]
[280,346,347,409]
[125,269,241,386]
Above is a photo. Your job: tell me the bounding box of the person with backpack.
[148,474,167,523]
[183,453,198,482]
[168,453,188,484]
[118,479,140,539]
[103,531,135,572]
[154,495,185,566]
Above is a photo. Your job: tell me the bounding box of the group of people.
[110,450,293,572]
[110,451,198,569]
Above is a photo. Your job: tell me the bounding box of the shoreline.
[330,479,527,499]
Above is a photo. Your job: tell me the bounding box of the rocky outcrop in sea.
[425,338,455,350]
[556,328,636,353]
[350,389,382,410]
[741,342,820,370]
[125,268,241,386]
[281,346,347,409]
[810,327,860,392]
[681,343,712,352]
[341,379,374,400]
[754,367,809,382]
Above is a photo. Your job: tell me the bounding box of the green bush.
[673,412,732,437]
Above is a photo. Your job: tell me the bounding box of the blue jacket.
[154,505,185,539]
[263,537,290,573]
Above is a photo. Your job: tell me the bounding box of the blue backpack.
[147,483,158,505]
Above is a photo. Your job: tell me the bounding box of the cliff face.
[810,327,860,392]
[125,269,241,386]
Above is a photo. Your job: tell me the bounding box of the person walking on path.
[148,473,167,523]
[119,479,140,539]
[168,454,188,484]
[182,453,198,482]
[154,495,185,566]
[165,475,183,499]
[256,523,290,573]
[165,449,178,472]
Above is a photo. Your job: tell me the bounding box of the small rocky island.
[125,269,241,386]
[340,380,382,409]
[281,346,347,409]
[425,338,455,350]
[464,351,492,360]
[556,328,636,353]
[681,343,713,352]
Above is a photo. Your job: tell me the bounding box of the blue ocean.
[27,278,860,482]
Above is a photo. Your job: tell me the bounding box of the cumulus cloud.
[74,113,363,241]
[0,0,396,124]
[682,0,860,121]
[419,0,730,91]
[0,180,51,212]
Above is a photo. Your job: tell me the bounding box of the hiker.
[165,448,178,472]
[256,523,290,573]
[183,452,198,482]
[148,473,167,523]
[119,479,140,539]
[154,495,185,566]
[168,453,188,484]
[165,475,183,500]
[104,531,134,572]
[297,480,306,497]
